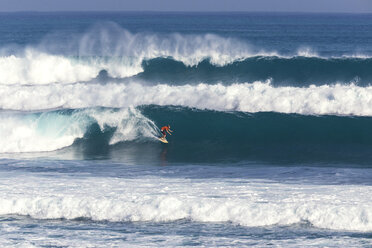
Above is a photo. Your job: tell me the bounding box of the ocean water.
[0,12,371,247]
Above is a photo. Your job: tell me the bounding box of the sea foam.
[2,81,372,116]
[0,172,370,232]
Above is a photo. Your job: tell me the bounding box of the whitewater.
[0,168,371,232]
[2,81,372,115]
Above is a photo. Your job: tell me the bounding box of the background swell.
[139,56,372,85]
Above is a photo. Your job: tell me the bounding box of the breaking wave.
[1,23,371,85]
[0,108,158,153]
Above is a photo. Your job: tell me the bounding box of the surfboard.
[158,137,168,143]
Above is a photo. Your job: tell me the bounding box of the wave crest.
[0,108,158,153]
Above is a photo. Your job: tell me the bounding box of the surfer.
[161,125,173,139]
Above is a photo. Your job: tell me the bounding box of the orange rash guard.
[161,126,170,132]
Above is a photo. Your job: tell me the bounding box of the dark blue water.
[1,12,372,56]
[0,12,371,247]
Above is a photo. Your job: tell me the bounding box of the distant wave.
[2,81,372,116]
[1,51,371,86]
[0,22,255,85]
[138,56,372,85]
[1,23,372,85]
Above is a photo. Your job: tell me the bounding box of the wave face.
[139,56,372,85]
[141,106,372,164]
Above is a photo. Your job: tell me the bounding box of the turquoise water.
[0,12,371,247]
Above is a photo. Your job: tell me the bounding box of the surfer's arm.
[167,130,172,135]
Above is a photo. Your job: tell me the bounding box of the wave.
[0,174,371,232]
[2,52,371,86]
[2,81,372,116]
[139,56,372,85]
[2,106,372,165]
[0,108,158,153]
[0,22,254,85]
[1,23,371,85]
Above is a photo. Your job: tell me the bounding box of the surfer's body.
[161,125,173,138]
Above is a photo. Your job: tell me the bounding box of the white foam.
[297,47,319,57]
[0,171,370,232]
[0,108,158,153]
[0,50,96,85]
[2,81,372,116]
[0,48,145,85]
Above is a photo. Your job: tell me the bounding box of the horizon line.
[0,10,371,14]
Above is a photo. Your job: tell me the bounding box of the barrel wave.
[2,106,372,165]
